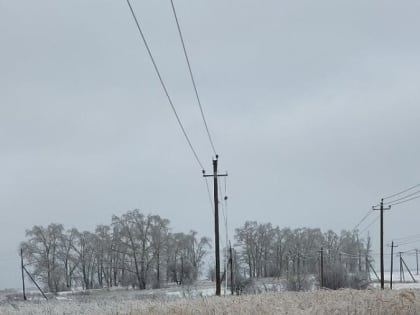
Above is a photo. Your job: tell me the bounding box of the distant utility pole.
[389,241,397,290]
[399,252,404,283]
[401,255,416,283]
[320,247,324,288]
[20,248,26,301]
[203,156,227,296]
[373,199,391,289]
[20,248,44,300]
[229,241,234,295]
[416,249,419,275]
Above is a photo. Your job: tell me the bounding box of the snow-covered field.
[2,278,420,314]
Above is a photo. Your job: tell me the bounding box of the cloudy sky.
[1,0,420,289]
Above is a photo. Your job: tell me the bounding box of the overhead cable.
[204,177,214,215]
[393,233,420,242]
[383,183,420,200]
[389,194,420,206]
[359,214,380,235]
[384,189,420,205]
[352,209,373,232]
[126,0,205,171]
[169,0,217,156]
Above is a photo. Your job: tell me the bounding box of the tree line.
[233,221,371,287]
[21,214,371,293]
[20,209,210,292]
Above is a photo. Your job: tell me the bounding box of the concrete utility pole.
[203,156,227,296]
[373,199,391,289]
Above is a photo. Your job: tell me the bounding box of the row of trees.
[20,209,211,292]
[21,215,372,292]
[234,221,371,282]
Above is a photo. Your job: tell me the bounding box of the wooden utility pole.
[320,247,324,288]
[401,256,416,283]
[20,248,26,301]
[399,252,404,283]
[373,199,391,289]
[229,241,234,295]
[369,261,380,282]
[23,266,48,300]
[203,156,227,296]
[390,241,397,290]
[416,249,419,275]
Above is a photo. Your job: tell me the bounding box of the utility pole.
[373,198,391,289]
[416,249,419,275]
[320,247,324,288]
[23,266,48,300]
[401,256,416,283]
[390,241,397,290]
[229,241,234,295]
[203,156,227,296]
[399,252,404,283]
[20,248,26,301]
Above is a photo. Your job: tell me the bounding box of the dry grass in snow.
[2,289,420,314]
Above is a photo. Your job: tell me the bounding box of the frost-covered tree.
[234,221,369,290]
[20,223,65,292]
[166,231,210,284]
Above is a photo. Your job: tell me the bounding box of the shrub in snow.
[320,262,368,290]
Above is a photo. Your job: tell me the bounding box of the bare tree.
[21,223,64,292]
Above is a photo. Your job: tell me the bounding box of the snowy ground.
[370,272,420,290]
[2,277,420,314]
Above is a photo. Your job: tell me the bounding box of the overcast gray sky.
[1,0,420,289]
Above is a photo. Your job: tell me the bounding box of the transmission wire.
[126,0,205,171]
[384,189,420,205]
[393,233,420,242]
[169,0,217,156]
[204,177,214,215]
[383,183,420,200]
[389,194,420,206]
[352,209,373,232]
[359,214,380,235]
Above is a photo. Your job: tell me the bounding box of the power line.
[126,0,205,171]
[383,183,420,200]
[352,209,373,232]
[396,238,420,246]
[219,182,227,224]
[393,233,420,242]
[398,242,420,248]
[384,189,420,205]
[204,177,214,215]
[388,194,420,206]
[359,214,380,235]
[170,0,217,156]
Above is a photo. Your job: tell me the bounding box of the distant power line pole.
[399,252,404,283]
[416,249,419,275]
[373,198,391,289]
[229,241,234,295]
[203,156,227,296]
[20,248,26,301]
[320,247,324,288]
[389,241,397,290]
